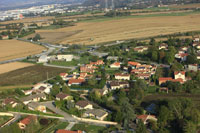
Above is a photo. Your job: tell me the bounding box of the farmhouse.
[28,102,46,113]
[57,55,74,61]
[115,73,130,80]
[136,115,157,125]
[110,62,121,69]
[75,100,93,110]
[83,109,108,120]
[18,115,37,129]
[56,92,72,101]
[20,93,46,105]
[68,79,85,86]
[2,98,18,108]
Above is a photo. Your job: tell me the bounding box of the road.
[40,101,76,122]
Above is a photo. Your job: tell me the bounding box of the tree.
[136,119,147,133]
[158,106,172,128]
[186,55,197,64]
[0,36,2,40]
[164,53,174,64]
[121,98,136,129]
[62,85,70,94]
[183,121,197,133]
[151,51,158,62]
[32,33,41,41]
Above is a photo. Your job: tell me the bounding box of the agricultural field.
[0,40,46,62]
[0,62,34,74]
[0,65,68,86]
[24,12,200,45]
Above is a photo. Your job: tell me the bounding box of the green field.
[71,123,106,133]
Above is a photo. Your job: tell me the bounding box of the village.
[0,34,200,132]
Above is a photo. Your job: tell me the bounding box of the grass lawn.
[0,116,12,126]
[43,121,69,133]
[71,123,106,133]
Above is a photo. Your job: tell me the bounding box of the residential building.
[134,46,148,53]
[18,116,37,129]
[187,64,198,72]
[83,109,108,120]
[159,43,168,50]
[32,83,52,94]
[90,60,104,66]
[22,90,33,95]
[109,81,129,90]
[136,73,151,80]
[1,35,9,40]
[38,55,49,63]
[159,87,169,93]
[68,79,85,86]
[110,62,121,69]
[92,89,108,96]
[136,115,157,125]
[75,100,93,110]
[107,56,118,61]
[57,55,74,61]
[20,93,46,105]
[115,73,130,80]
[174,71,185,81]
[28,102,46,113]
[60,73,68,80]
[2,98,18,108]
[175,53,188,61]
[159,77,184,85]
[56,92,72,101]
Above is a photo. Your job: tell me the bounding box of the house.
[115,73,130,80]
[197,53,200,60]
[80,66,95,73]
[110,62,121,69]
[128,61,141,68]
[159,43,168,50]
[78,73,88,79]
[197,44,200,49]
[159,77,173,85]
[187,64,198,72]
[136,73,151,80]
[134,46,148,53]
[38,55,49,63]
[28,102,46,113]
[109,81,129,90]
[92,89,108,96]
[1,35,9,40]
[75,100,93,110]
[22,90,33,95]
[68,79,85,86]
[90,60,104,66]
[32,83,52,94]
[56,92,72,101]
[2,98,18,108]
[174,71,185,81]
[20,93,46,105]
[57,55,74,61]
[56,130,83,133]
[175,53,188,61]
[18,115,37,129]
[159,87,169,93]
[193,37,200,42]
[180,46,189,52]
[83,109,108,120]
[136,115,157,125]
[60,73,68,80]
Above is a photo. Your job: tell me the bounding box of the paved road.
[40,101,76,122]
[65,122,76,130]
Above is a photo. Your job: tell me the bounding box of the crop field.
[0,62,34,74]
[0,40,46,62]
[24,12,200,45]
[0,65,68,86]
[169,3,200,9]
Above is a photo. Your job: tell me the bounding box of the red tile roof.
[174,71,185,75]
[68,79,85,84]
[128,61,141,66]
[20,115,37,125]
[111,62,120,66]
[159,77,173,81]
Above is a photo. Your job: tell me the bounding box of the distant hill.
[0,0,84,10]
[82,0,200,8]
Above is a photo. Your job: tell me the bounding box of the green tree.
[32,33,41,41]
[62,85,70,94]
[136,119,147,133]
[183,121,196,133]
[121,98,136,129]
[158,106,172,128]
[152,51,158,62]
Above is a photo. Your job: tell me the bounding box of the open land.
[0,62,34,74]
[0,65,68,87]
[0,40,46,62]
[23,12,200,45]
